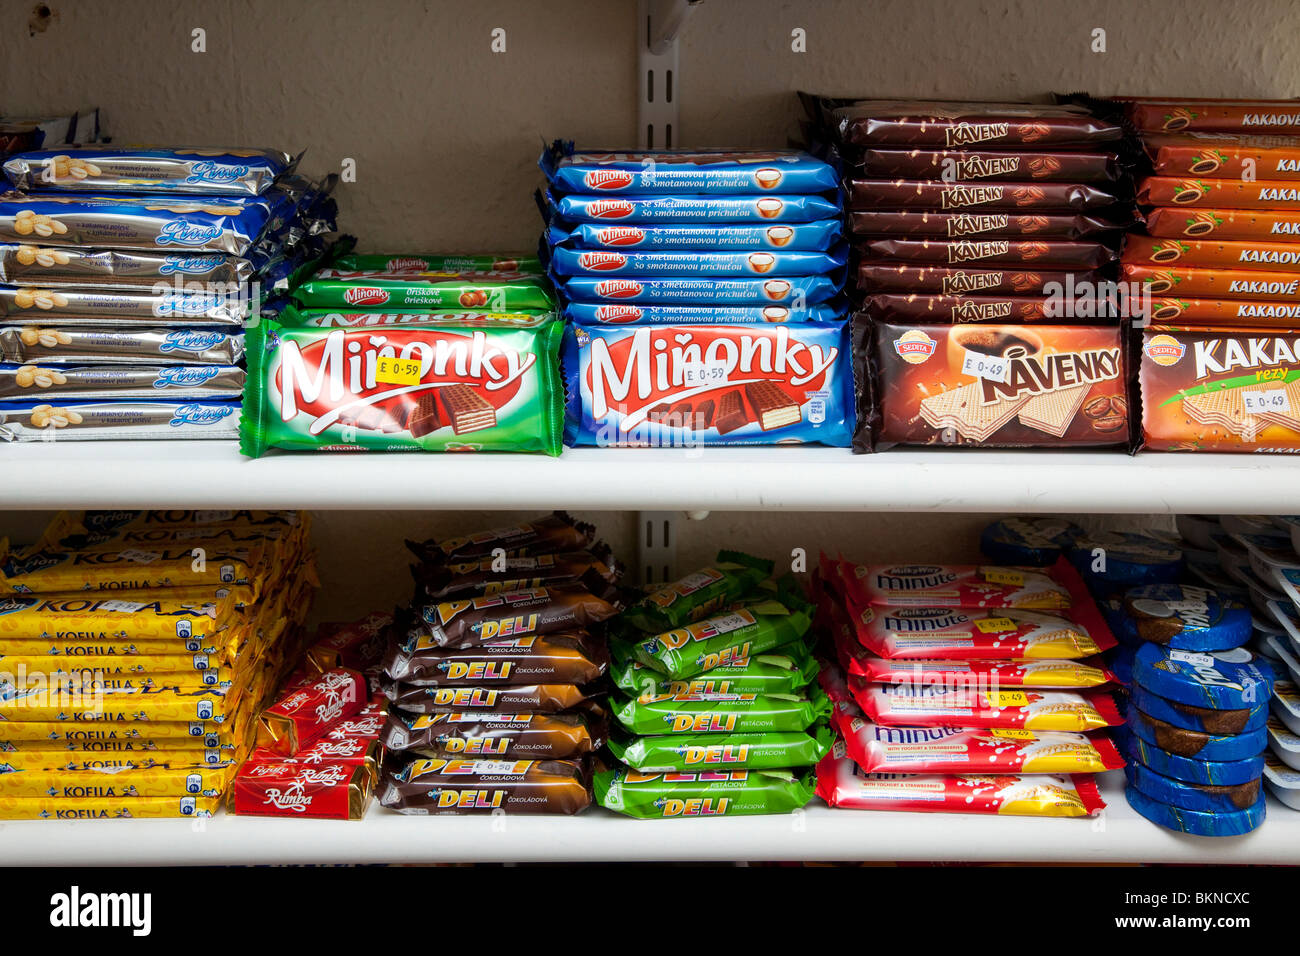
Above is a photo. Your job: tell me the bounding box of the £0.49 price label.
[985,691,1029,708]
[375,356,422,385]
[1242,389,1291,414]
[982,568,1025,587]
[974,616,1017,634]
[961,348,1010,383]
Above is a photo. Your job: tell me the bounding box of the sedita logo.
[344,287,390,306]
[586,199,635,219]
[577,251,627,271]
[1144,333,1187,367]
[49,885,152,937]
[593,279,643,298]
[893,329,937,364]
[595,226,646,246]
[594,305,644,323]
[585,169,635,190]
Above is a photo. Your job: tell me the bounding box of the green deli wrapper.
[611,687,830,735]
[329,253,544,275]
[608,725,833,772]
[595,767,816,818]
[624,551,772,633]
[293,270,554,310]
[631,598,812,681]
[612,637,818,697]
[241,317,564,457]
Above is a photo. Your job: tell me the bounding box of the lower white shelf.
[3,441,1300,513]
[0,772,1293,866]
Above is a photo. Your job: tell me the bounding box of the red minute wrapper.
[256,667,365,756]
[229,761,371,819]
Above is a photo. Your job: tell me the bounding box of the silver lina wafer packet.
[3,146,295,197]
[0,364,245,401]
[0,244,253,290]
[0,326,245,365]
[0,285,248,325]
[0,399,241,441]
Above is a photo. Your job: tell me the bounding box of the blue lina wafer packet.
[1129,683,1268,735]
[1125,783,1266,836]
[1118,725,1265,785]
[547,220,843,252]
[1128,706,1268,762]
[1067,530,1183,597]
[545,190,842,224]
[562,302,845,325]
[547,245,847,278]
[1133,643,1275,710]
[1116,584,1252,651]
[562,320,853,447]
[554,274,843,306]
[980,517,1083,567]
[1125,761,1262,815]
[540,143,840,195]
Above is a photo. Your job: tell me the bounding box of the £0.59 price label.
[681,361,730,388]
[961,348,1010,383]
[375,356,423,385]
[1243,389,1291,414]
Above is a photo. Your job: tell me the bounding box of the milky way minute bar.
[833,101,1123,148]
[859,318,1128,451]
[861,238,1114,269]
[240,317,564,457]
[563,321,854,447]
[848,180,1120,212]
[855,148,1122,183]
[1139,325,1300,453]
[851,210,1130,239]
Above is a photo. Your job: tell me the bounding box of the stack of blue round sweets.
[1116,583,1275,836]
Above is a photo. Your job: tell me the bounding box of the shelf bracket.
[636,510,680,586]
[637,0,701,148]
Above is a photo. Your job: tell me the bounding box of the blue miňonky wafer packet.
[554,273,843,306]
[545,190,841,224]
[540,143,839,195]
[547,220,843,252]
[547,245,847,278]
[562,302,844,325]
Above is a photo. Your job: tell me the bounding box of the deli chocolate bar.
[562,321,853,447]
[858,317,1129,451]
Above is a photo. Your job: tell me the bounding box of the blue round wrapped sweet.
[1067,530,1182,598]
[1119,727,1265,786]
[1126,761,1262,815]
[1125,784,1265,836]
[1115,584,1251,651]
[1133,643,1275,710]
[1129,684,1268,735]
[1129,706,1267,762]
[980,517,1083,567]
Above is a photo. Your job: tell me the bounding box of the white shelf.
[2,441,1300,513]
[0,772,1293,866]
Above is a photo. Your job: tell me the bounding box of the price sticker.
[974,616,1017,634]
[375,356,422,385]
[1169,649,1215,667]
[681,361,730,388]
[1242,389,1291,414]
[704,610,756,635]
[101,600,147,613]
[983,568,1024,587]
[961,348,1010,383]
[985,691,1029,708]
[119,549,161,565]
[990,728,1036,740]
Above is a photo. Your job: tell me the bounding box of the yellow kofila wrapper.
[0,750,237,771]
[0,542,268,595]
[0,794,221,819]
[0,762,237,798]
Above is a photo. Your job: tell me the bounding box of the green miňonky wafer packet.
[329,253,544,275]
[595,766,816,818]
[240,317,565,457]
[274,303,555,329]
[608,724,833,772]
[292,271,555,311]
[611,636,819,697]
[611,686,830,735]
[623,551,772,633]
[630,596,812,681]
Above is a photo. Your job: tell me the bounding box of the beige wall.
[4,0,1299,252]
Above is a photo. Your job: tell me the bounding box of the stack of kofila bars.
[0,145,337,441]
[376,513,622,815]
[0,510,317,818]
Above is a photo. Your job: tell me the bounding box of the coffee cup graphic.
[766,226,794,247]
[756,198,784,219]
[946,324,1043,373]
[748,253,776,273]
[755,167,783,189]
[762,279,792,300]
